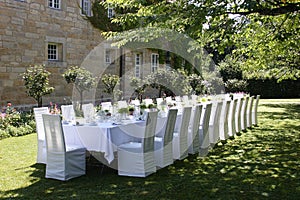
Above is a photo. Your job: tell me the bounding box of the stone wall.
[0,0,103,107]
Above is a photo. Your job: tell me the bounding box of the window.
[105,50,111,64]
[48,0,60,9]
[151,53,159,72]
[135,53,142,77]
[47,43,63,61]
[48,44,58,60]
[107,6,114,18]
[81,0,91,16]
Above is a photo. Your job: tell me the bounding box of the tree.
[101,74,122,102]
[88,0,300,81]
[62,66,96,109]
[21,65,54,107]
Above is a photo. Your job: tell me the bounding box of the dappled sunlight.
[0,101,299,199]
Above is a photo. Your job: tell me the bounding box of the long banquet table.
[63,114,180,166]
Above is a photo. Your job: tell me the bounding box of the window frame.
[48,0,61,9]
[105,50,111,64]
[80,0,92,16]
[135,53,142,78]
[107,6,114,18]
[47,43,58,61]
[151,53,159,73]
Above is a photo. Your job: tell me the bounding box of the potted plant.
[128,106,135,115]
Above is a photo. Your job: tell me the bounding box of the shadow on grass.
[1,103,300,200]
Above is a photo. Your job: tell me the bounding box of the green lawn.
[0,99,299,199]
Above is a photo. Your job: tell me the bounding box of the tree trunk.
[37,97,42,107]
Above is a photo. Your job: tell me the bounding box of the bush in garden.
[0,112,35,140]
[21,65,55,107]
[225,79,248,93]
[63,66,97,109]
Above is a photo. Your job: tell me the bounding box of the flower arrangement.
[49,102,61,114]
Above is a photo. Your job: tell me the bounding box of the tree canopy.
[88,0,299,81]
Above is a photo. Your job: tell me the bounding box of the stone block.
[25,32,40,39]
[11,17,24,25]
[12,67,26,73]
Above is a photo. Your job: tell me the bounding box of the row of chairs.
[33,94,260,180]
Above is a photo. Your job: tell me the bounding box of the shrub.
[225,79,248,93]
[0,112,35,140]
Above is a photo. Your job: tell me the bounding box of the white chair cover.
[154,109,178,168]
[117,100,128,109]
[182,95,189,105]
[33,107,49,164]
[188,105,202,154]
[61,105,76,123]
[252,95,260,125]
[209,101,222,146]
[165,96,173,104]
[117,111,158,177]
[130,99,140,106]
[143,98,153,107]
[241,96,249,131]
[199,103,212,156]
[228,99,238,137]
[101,102,112,113]
[82,103,95,123]
[175,96,182,102]
[172,106,192,160]
[156,98,164,110]
[235,97,243,133]
[42,114,86,181]
[247,96,254,128]
[219,100,231,140]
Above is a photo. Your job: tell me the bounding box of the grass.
[0,99,299,199]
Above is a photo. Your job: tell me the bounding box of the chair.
[33,107,49,164]
[188,105,202,154]
[252,95,260,126]
[82,103,95,123]
[175,96,182,102]
[182,95,189,105]
[209,101,222,147]
[143,98,153,107]
[199,103,212,156]
[228,99,238,137]
[173,106,192,160]
[117,100,128,109]
[241,96,249,131]
[219,100,231,140]
[154,109,178,168]
[235,97,243,133]
[130,99,140,106]
[156,98,164,110]
[101,102,112,113]
[117,111,158,177]
[247,96,254,128]
[61,105,76,123]
[42,114,86,181]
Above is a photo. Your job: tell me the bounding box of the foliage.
[62,66,97,108]
[225,79,248,93]
[188,73,210,95]
[101,74,122,101]
[21,65,54,107]
[144,68,192,97]
[218,57,243,82]
[0,112,35,140]
[129,76,148,99]
[89,0,300,81]
[101,74,120,95]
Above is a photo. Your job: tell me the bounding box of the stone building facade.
[0,0,104,107]
[0,0,166,108]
